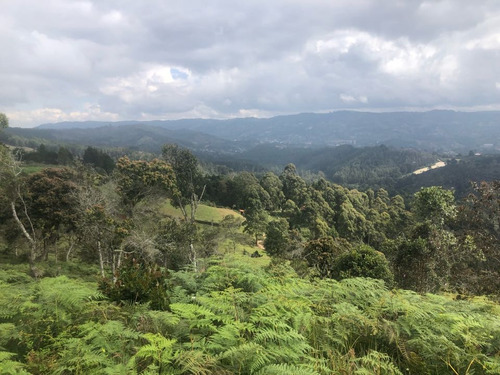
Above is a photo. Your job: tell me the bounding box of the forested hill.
[4,124,240,153]
[206,144,438,190]
[33,110,500,152]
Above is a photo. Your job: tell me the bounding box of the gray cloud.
[2,0,500,127]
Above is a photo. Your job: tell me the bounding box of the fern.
[254,363,320,375]
[354,350,403,375]
[0,323,17,350]
[129,333,177,373]
[53,337,112,375]
[218,341,264,370]
[174,349,216,375]
[0,351,30,375]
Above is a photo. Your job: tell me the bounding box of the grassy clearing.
[217,238,270,265]
[161,199,244,223]
[21,163,61,174]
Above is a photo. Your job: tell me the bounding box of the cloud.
[1,0,500,127]
[340,94,368,104]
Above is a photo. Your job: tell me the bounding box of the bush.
[333,245,394,286]
[99,256,170,310]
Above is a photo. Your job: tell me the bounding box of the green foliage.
[0,351,29,374]
[54,321,139,374]
[116,156,178,208]
[82,146,115,174]
[1,255,500,374]
[3,133,500,374]
[303,237,352,278]
[24,167,79,238]
[0,113,8,129]
[129,333,177,374]
[99,256,170,310]
[264,218,291,257]
[333,245,394,285]
[243,207,269,244]
[413,186,456,225]
[354,351,403,374]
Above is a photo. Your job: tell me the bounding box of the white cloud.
[7,105,120,127]
[1,0,500,127]
[340,94,368,104]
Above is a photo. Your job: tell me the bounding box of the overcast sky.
[2,0,500,127]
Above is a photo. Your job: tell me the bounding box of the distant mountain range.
[30,110,500,153]
[3,110,500,197]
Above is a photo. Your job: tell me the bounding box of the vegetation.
[1,112,500,373]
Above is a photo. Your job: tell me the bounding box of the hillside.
[396,154,500,197]
[3,124,239,153]
[32,110,500,152]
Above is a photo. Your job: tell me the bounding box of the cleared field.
[161,199,244,223]
[412,160,446,175]
[21,163,61,174]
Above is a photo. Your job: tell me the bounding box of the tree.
[243,206,269,245]
[115,156,178,210]
[389,220,458,293]
[0,113,8,129]
[1,148,41,275]
[412,186,456,226]
[303,237,352,278]
[264,218,290,257]
[23,168,79,260]
[228,172,270,211]
[332,244,394,285]
[280,163,307,204]
[259,172,284,211]
[454,181,500,294]
[82,146,115,174]
[1,115,42,275]
[76,184,129,278]
[387,187,458,292]
[154,219,199,271]
[162,144,205,222]
[57,146,74,165]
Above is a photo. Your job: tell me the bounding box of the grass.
[21,163,61,174]
[161,199,244,223]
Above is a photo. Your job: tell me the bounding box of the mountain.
[5,124,241,153]
[34,110,500,152]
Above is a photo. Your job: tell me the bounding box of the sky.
[2,0,500,127]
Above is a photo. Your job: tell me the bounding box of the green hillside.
[161,199,244,223]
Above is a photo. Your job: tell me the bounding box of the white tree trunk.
[97,240,105,278]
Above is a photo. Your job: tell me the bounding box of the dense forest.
[1,113,500,374]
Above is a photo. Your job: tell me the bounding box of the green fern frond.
[0,351,30,375]
[354,350,403,375]
[0,323,17,350]
[175,349,216,375]
[254,363,320,375]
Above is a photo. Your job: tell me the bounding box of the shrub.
[99,256,170,310]
[333,245,394,286]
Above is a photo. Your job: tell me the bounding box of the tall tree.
[115,156,177,210]
[23,168,79,260]
[412,186,456,226]
[162,144,205,222]
[454,181,500,293]
[259,172,284,211]
[82,146,115,174]
[76,183,129,278]
[264,218,291,257]
[0,115,40,275]
[0,112,8,129]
